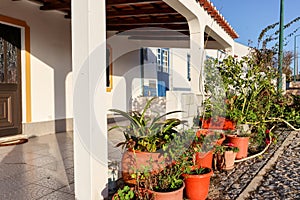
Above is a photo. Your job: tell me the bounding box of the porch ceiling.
[106,0,190,35]
[12,0,238,40]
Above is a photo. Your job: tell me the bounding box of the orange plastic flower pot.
[226,135,249,159]
[195,151,213,169]
[121,150,165,184]
[152,182,185,200]
[200,117,235,130]
[182,169,213,200]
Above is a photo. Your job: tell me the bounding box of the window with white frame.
[157,48,169,73]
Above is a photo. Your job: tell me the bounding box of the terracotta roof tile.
[198,0,239,39]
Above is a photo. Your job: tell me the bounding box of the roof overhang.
[10,0,239,41]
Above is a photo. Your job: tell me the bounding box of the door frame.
[0,15,31,135]
[0,22,22,136]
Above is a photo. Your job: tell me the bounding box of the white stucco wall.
[205,42,251,61]
[107,36,189,112]
[169,44,251,91]
[107,36,142,112]
[205,49,227,60]
[234,41,252,59]
[169,48,192,91]
[0,0,72,123]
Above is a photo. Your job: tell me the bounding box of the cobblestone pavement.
[208,129,298,200]
[246,131,300,200]
[0,132,74,200]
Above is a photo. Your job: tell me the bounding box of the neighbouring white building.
[0,0,251,199]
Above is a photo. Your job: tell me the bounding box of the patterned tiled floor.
[0,132,74,200]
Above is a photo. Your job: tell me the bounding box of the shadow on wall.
[29,17,72,134]
[112,49,142,112]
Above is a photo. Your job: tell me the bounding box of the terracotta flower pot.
[195,150,213,169]
[226,135,249,159]
[182,169,213,200]
[196,130,226,146]
[196,129,209,137]
[200,117,235,130]
[152,182,185,200]
[215,133,226,145]
[121,150,165,184]
[223,151,237,170]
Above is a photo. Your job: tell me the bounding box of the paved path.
[208,130,300,200]
[0,132,74,200]
[245,131,300,200]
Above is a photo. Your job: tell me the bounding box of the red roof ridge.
[198,0,239,39]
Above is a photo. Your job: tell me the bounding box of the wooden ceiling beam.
[109,22,187,26]
[107,24,189,31]
[106,0,162,7]
[115,29,190,34]
[117,30,190,36]
[107,16,186,25]
[128,36,189,41]
[40,2,70,10]
[64,11,71,19]
[107,7,178,18]
[43,0,68,2]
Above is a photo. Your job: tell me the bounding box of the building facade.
[0,0,251,199]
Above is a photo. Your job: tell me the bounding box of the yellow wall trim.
[106,44,113,92]
[0,14,32,123]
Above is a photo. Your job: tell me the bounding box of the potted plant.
[179,134,214,200]
[203,51,300,162]
[225,124,250,159]
[196,130,226,145]
[222,56,281,144]
[213,143,239,171]
[144,164,185,200]
[193,134,214,169]
[108,97,183,184]
[112,161,186,200]
[112,184,154,200]
[181,167,213,200]
[131,129,194,200]
[204,55,282,155]
[200,115,236,130]
[202,58,236,131]
[193,130,227,168]
[112,185,135,200]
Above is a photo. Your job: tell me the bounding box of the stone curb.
[236,131,298,200]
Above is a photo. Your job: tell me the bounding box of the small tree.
[283,51,293,81]
[250,16,300,77]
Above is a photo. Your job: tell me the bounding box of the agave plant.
[109,97,183,152]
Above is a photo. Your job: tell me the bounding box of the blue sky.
[211,0,300,52]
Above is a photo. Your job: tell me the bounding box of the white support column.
[163,0,205,127]
[189,18,205,94]
[163,0,205,94]
[72,0,108,199]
